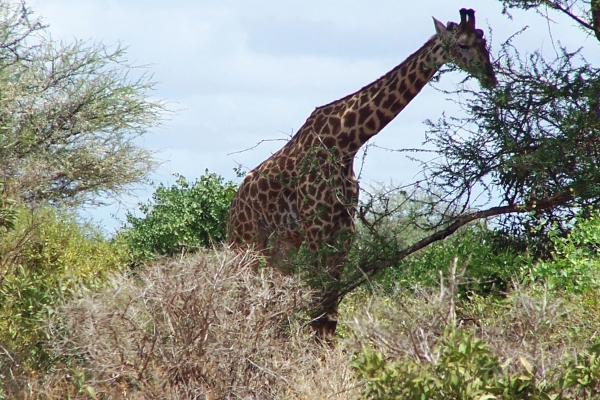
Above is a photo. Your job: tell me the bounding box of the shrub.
[121,172,237,261]
[348,262,600,399]
[526,210,600,293]
[354,329,600,399]
[0,204,128,394]
[379,224,523,296]
[20,250,360,399]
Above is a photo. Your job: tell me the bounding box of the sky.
[24,0,600,233]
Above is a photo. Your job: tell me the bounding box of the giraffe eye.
[458,43,470,50]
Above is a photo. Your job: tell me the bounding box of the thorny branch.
[337,187,577,303]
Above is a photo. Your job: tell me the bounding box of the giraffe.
[227,9,497,337]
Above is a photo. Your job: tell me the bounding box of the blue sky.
[25,0,600,232]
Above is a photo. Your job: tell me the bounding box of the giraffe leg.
[309,252,345,342]
[306,229,352,341]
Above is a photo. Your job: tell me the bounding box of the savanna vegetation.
[2,0,600,398]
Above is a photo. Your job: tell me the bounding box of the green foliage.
[0,204,128,378]
[354,329,600,399]
[526,210,600,293]
[121,172,237,260]
[354,330,501,399]
[380,224,522,296]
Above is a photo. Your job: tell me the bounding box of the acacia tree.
[341,0,600,294]
[0,1,167,206]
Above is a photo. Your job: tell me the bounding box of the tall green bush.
[0,204,128,379]
[121,172,237,261]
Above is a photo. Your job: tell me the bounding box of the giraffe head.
[433,8,497,89]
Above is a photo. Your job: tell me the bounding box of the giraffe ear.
[432,17,447,36]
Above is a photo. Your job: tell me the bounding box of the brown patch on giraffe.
[304,196,316,208]
[257,192,267,203]
[322,136,336,148]
[303,137,315,151]
[390,101,403,114]
[398,80,408,94]
[365,117,377,132]
[337,132,350,149]
[373,91,386,107]
[376,110,393,127]
[382,94,398,110]
[407,71,417,83]
[277,196,288,212]
[269,180,281,191]
[360,92,369,106]
[258,179,269,192]
[388,77,399,92]
[249,184,258,197]
[286,157,295,171]
[329,116,342,134]
[358,127,370,143]
[314,114,327,132]
[403,90,417,103]
[358,106,371,125]
[333,202,347,215]
[276,156,287,171]
[343,111,357,128]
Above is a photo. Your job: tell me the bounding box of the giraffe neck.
[313,35,448,155]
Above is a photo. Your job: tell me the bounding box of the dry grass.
[17,249,361,399]
[345,258,600,379]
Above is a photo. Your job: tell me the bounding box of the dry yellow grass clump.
[24,249,361,399]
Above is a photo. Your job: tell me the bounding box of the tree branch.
[592,0,600,42]
[339,188,576,300]
[544,1,595,32]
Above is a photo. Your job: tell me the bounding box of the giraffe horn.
[459,8,468,25]
[467,9,476,29]
[459,8,476,30]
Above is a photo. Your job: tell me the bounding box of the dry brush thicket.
[21,249,360,399]
[8,247,600,398]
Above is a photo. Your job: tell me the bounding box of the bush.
[121,172,237,261]
[348,270,600,399]
[354,329,600,399]
[526,210,600,293]
[0,204,128,393]
[18,250,360,399]
[379,224,523,296]
[0,1,166,206]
